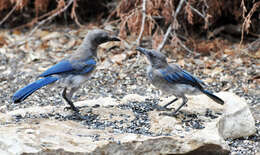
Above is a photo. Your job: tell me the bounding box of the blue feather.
[80,66,95,74]
[39,60,73,77]
[182,71,194,82]
[85,59,96,65]
[39,59,97,77]
[182,70,204,84]
[169,74,178,82]
[159,68,203,89]
[12,76,58,103]
[202,89,224,105]
[72,58,96,74]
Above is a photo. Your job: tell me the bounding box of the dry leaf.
[35,30,50,38]
[110,53,127,65]
[41,32,61,41]
[0,35,7,47]
[255,50,260,58]
[224,49,235,56]
[12,29,22,35]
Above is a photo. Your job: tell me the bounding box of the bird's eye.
[96,36,107,44]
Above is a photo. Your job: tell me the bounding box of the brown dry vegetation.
[0,0,259,53]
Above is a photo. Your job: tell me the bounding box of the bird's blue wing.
[39,58,96,77]
[74,58,96,74]
[182,69,205,85]
[159,66,204,89]
[39,60,74,77]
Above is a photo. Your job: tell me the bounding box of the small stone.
[217,92,256,139]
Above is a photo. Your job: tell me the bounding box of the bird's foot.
[155,105,173,111]
[159,112,178,117]
[64,111,92,120]
[64,106,79,113]
[73,112,90,120]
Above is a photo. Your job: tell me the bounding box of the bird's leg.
[156,98,178,111]
[163,98,178,108]
[160,96,187,117]
[62,87,79,112]
[173,96,187,114]
[62,87,93,120]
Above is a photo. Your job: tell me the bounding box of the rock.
[0,120,229,155]
[217,92,256,139]
[121,94,146,103]
[1,92,253,154]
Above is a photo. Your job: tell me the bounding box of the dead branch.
[240,1,260,46]
[71,0,83,27]
[157,0,185,52]
[157,24,173,52]
[9,0,74,48]
[184,0,205,18]
[136,0,146,45]
[176,36,193,54]
[0,1,17,26]
[28,0,74,37]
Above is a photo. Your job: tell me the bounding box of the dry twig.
[157,0,207,53]
[0,1,17,26]
[157,0,185,52]
[175,35,193,54]
[71,0,83,27]
[184,0,205,18]
[9,0,74,48]
[136,0,147,45]
[28,0,74,37]
[240,1,260,46]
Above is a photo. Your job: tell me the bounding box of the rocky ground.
[0,26,259,154]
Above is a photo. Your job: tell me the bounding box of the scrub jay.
[136,47,224,116]
[12,29,120,112]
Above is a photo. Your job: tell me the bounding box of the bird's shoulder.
[167,64,182,72]
[155,64,181,75]
[69,57,96,69]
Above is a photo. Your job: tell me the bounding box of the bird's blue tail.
[202,89,224,105]
[12,76,58,103]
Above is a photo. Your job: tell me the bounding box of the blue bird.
[136,47,224,116]
[12,29,120,112]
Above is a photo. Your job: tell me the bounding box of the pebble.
[1,30,259,154]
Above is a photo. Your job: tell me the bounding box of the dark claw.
[74,112,90,120]
[62,87,79,112]
[63,106,79,112]
[64,111,92,120]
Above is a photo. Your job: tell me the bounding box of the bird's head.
[86,29,120,46]
[136,47,168,68]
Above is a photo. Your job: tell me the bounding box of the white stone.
[217,92,256,139]
[0,120,230,154]
[121,94,146,103]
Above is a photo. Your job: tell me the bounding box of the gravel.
[0,27,259,154]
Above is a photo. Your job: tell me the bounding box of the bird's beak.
[136,47,148,55]
[108,36,120,42]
